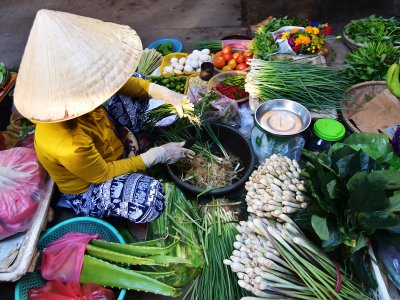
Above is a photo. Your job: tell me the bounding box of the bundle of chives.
[137,48,163,76]
[246,60,352,111]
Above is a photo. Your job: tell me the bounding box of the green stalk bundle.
[137,48,163,76]
[246,59,352,111]
[190,40,222,52]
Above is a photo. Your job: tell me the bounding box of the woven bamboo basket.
[343,81,390,133]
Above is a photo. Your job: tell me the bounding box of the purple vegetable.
[392,125,400,155]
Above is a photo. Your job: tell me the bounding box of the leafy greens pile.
[345,42,400,84]
[294,133,400,289]
[344,15,400,47]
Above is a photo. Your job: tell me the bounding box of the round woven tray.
[342,81,388,133]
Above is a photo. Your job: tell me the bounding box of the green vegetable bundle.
[344,15,400,47]
[294,133,400,289]
[246,59,351,111]
[187,200,249,300]
[345,42,400,84]
[249,16,305,58]
[156,41,173,56]
[137,48,163,76]
[0,63,9,86]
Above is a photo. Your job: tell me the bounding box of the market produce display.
[344,15,400,47]
[224,155,371,299]
[213,46,252,71]
[215,75,248,100]
[345,42,400,84]
[0,62,8,87]
[148,74,187,93]
[246,59,351,111]
[294,133,400,289]
[136,48,163,76]
[162,50,212,75]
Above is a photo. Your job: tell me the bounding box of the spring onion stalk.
[190,40,222,52]
[245,60,352,111]
[186,200,249,300]
[137,48,163,76]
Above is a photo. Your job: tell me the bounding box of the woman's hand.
[148,83,184,116]
[141,142,195,167]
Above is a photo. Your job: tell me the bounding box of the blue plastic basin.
[147,38,183,52]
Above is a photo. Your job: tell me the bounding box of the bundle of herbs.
[344,15,400,47]
[136,48,163,76]
[294,133,400,290]
[186,199,249,300]
[246,59,351,111]
[345,42,400,84]
[146,93,243,190]
[249,16,305,58]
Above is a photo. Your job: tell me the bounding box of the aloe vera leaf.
[86,244,169,266]
[145,255,193,265]
[80,255,181,297]
[90,238,177,256]
[136,270,176,281]
[128,237,168,247]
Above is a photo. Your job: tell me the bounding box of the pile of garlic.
[245,154,310,221]
[163,49,211,75]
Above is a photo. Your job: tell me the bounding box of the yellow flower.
[281,32,290,40]
[305,26,313,34]
[290,28,299,34]
[313,27,320,35]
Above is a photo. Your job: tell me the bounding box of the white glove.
[140,142,195,167]
[148,83,184,116]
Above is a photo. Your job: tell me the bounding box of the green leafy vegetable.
[294,134,400,289]
[156,41,173,56]
[345,42,400,84]
[344,15,400,47]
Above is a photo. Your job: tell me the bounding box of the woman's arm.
[57,134,146,184]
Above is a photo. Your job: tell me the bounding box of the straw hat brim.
[14,9,142,122]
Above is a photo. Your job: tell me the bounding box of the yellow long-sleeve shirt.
[34,77,151,194]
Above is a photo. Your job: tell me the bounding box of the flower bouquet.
[272,23,333,55]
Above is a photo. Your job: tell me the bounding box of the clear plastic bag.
[28,280,115,300]
[0,147,46,240]
[40,232,99,283]
[204,94,241,128]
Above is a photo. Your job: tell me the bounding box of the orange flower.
[312,27,320,35]
[290,28,299,34]
[304,26,313,34]
[302,35,311,45]
[295,37,303,45]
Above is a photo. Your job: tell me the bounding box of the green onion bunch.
[137,48,163,76]
[246,59,352,111]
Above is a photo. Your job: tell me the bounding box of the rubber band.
[330,261,342,299]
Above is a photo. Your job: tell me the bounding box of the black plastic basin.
[166,123,255,196]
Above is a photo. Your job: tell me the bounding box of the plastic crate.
[15,217,126,300]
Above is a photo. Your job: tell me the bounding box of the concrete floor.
[0,0,399,299]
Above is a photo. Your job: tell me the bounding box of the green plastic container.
[309,119,345,151]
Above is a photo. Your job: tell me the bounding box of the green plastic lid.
[313,119,345,142]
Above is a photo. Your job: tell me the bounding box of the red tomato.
[213,56,226,69]
[236,55,245,64]
[232,52,240,59]
[227,59,237,68]
[214,51,223,57]
[244,56,252,64]
[222,53,232,62]
[236,63,248,70]
[222,65,234,71]
[222,46,232,54]
[243,51,253,58]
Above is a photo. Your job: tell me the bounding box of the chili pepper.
[216,82,249,100]
[80,255,181,297]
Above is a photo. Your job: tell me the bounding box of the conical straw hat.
[14,9,142,122]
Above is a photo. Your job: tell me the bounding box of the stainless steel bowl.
[254,99,311,136]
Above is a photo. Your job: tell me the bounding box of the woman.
[14,10,194,223]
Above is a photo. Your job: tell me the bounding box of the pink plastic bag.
[41,232,99,283]
[0,147,46,240]
[28,280,115,300]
